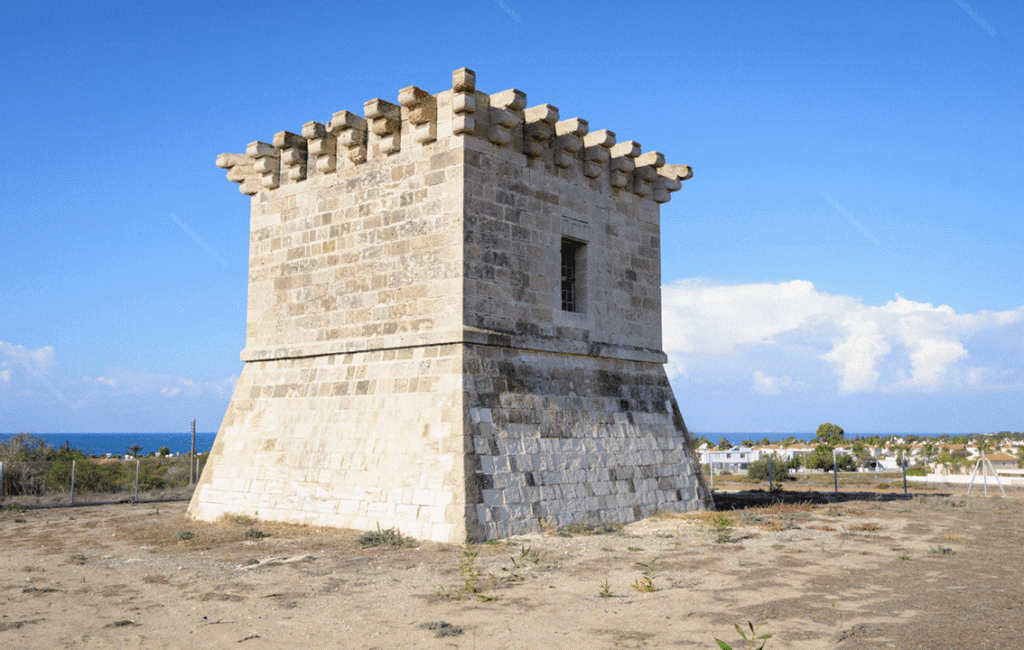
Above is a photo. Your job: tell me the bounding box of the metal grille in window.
[561,239,577,312]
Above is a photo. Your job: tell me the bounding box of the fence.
[704,451,916,497]
[0,454,207,506]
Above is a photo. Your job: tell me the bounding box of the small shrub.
[439,547,498,602]
[176,530,195,541]
[929,545,954,555]
[710,513,734,543]
[716,621,771,650]
[630,558,661,592]
[746,457,791,486]
[245,528,267,540]
[561,522,592,536]
[501,544,541,582]
[358,526,416,549]
[599,580,613,597]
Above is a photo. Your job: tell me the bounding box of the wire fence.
[703,454,915,497]
[0,454,207,507]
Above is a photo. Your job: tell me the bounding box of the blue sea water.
[2,431,983,457]
[1,432,218,456]
[693,432,980,446]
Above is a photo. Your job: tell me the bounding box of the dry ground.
[1,488,1021,650]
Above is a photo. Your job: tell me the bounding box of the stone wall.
[461,138,665,359]
[463,344,709,540]
[190,68,710,543]
[191,345,468,542]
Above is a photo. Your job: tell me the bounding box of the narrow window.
[561,238,585,312]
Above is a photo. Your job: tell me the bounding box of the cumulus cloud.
[663,280,1024,394]
[752,371,809,395]
[0,341,56,378]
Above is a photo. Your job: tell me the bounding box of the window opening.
[561,238,584,312]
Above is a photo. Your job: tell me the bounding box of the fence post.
[833,449,838,497]
[134,459,140,503]
[0,460,4,499]
[189,418,196,485]
[70,459,76,505]
[902,450,908,496]
[709,459,714,490]
[769,455,774,492]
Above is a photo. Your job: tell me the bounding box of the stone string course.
[189,68,712,543]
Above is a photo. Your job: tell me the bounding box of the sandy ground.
[1,488,1021,650]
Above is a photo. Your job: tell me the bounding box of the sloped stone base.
[462,343,712,540]
[189,342,711,543]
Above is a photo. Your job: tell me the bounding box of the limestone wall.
[240,120,466,362]
[461,139,665,360]
[189,344,468,542]
[462,344,710,540]
[193,68,710,543]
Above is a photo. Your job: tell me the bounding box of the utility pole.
[190,419,196,485]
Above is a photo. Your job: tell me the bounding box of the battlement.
[216,67,692,202]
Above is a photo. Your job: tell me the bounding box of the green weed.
[631,558,662,593]
[716,621,772,650]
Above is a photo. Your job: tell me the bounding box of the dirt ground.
[1,487,1021,650]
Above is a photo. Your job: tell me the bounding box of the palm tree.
[127,444,143,458]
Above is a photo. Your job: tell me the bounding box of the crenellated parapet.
[216,67,693,202]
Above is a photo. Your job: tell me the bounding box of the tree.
[127,444,143,458]
[693,436,711,449]
[813,423,845,448]
[158,446,171,457]
[717,437,731,449]
[759,437,771,447]
[746,456,791,486]
[1017,447,1024,469]
[852,441,872,468]
[922,441,935,461]
[741,439,755,447]
[801,444,856,472]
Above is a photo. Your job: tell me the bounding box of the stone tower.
[188,68,712,543]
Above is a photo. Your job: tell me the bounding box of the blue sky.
[1,0,1021,435]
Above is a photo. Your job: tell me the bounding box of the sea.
[1,432,219,456]
[1,431,982,457]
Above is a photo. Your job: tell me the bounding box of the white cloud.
[752,371,808,395]
[82,371,238,400]
[663,280,1024,394]
[1,368,10,382]
[83,375,118,388]
[0,341,56,377]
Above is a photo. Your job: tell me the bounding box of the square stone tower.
[188,68,712,542]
